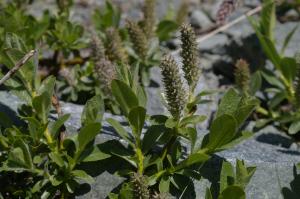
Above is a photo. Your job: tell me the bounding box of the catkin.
[105,28,128,63]
[142,0,156,39]
[131,173,150,199]
[160,55,187,120]
[127,20,148,60]
[234,59,250,94]
[180,24,201,92]
[216,0,240,25]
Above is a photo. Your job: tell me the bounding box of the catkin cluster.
[234,59,250,94]
[160,55,187,120]
[180,23,201,92]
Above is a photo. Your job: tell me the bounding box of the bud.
[127,20,148,60]
[180,24,200,92]
[142,0,156,39]
[234,59,250,94]
[160,55,187,120]
[105,28,128,63]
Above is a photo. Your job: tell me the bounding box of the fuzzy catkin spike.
[234,59,250,94]
[180,23,200,92]
[105,28,128,63]
[131,173,150,199]
[94,58,116,95]
[142,0,156,39]
[216,0,240,25]
[160,55,187,120]
[91,35,105,62]
[294,52,300,108]
[176,0,189,25]
[127,20,148,60]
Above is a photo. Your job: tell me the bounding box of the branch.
[196,5,262,43]
[0,50,36,86]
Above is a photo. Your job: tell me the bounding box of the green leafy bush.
[249,0,300,138]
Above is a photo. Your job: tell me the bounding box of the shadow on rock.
[78,140,133,177]
[256,133,293,148]
[212,34,266,86]
[0,102,24,127]
[199,155,225,198]
[282,165,300,199]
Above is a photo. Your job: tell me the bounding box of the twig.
[171,5,262,55]
[196,5,262,43]
[0,50,36,86]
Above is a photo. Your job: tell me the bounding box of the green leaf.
[261,70,285,89]
[206,114,237,150]
[289,121,300,135]
[1,33,36,90]
[111,79,139,116]
[216,89,241,117]
[81,95,104,126]
[7,139,34,171]
[81,144,111,162]
[279,57,297,85]
[72,170,95,184]
[249,71,262,95]
[165,118,177,128]
[106,118,133,146]
[32,92,51,124]
[281,24,299,54]
[220,161,235,193]
[49,114,70,138]
[76,123,102,160]
[37,76,56,97]
[205,188,213,199]
[156,20,178,42]
[236,160,256,188]
[142,125,165,153]
[180,115,206,127]
[49,152,64,167]
[235,97,259,127]
[260,0,276,40]
[219,186,246,199]
[7,148,31,170]
[159,176,170,193]
[217,131,253,152]
[174,152,210,172]
[128,106,146,138]
[186,127,197,152]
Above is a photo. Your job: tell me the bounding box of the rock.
[190,10,214,30]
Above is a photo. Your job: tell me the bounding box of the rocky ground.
[1,0,300,198]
